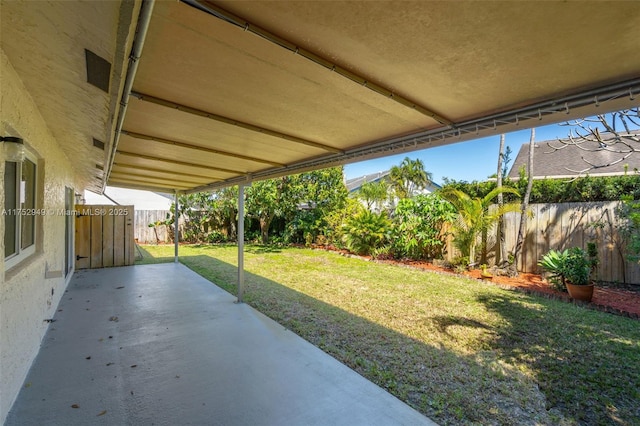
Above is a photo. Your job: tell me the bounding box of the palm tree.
[440,186,521,265]
[356,179,389,212]
[389,157,432,199]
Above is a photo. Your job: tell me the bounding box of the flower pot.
[566,283,594,302]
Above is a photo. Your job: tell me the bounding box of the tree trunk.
[496,134,508,266]
[260,216,272,244]
[512,129,535,276]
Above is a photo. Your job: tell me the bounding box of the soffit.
[1,0,139,193]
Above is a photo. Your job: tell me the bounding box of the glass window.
[20,159,36,250]
[4,162,17,258]
[4,155,37,268]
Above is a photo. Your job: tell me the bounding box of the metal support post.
[237,184,245,303]
[174,191,179,263]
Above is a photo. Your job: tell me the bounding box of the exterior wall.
[0,49,82,423]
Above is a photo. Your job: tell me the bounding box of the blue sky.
[344,122,580,184]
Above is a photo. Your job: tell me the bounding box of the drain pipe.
[105,0,155,190]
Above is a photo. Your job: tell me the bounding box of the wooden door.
[75,205,135,269]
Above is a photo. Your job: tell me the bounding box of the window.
[4,154,37,268]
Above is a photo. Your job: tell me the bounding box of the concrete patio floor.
[6,263,435,425]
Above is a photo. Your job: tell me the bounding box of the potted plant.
[538,247,595,302]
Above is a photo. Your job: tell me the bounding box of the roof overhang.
[3,1,639,194]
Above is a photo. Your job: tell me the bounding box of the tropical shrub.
[538,247,591,291]
[343,210,391,255]
[323,198,363,248]
[439,186,521,264]
[390,194,456,260]
[617,195,640,264]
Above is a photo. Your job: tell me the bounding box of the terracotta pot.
[566,283,595,302]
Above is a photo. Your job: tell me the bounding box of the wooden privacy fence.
[135,210,171,243]
[75,205,135,269]
[447,201,640,285]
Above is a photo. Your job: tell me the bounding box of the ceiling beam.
[109,177,192,190]
[121,130,285,167]
[110,170,210,186]
[109,172,196,186]
[184,0,453,127]
[107,181,186,193]
[113,162,222,181]
[130,92,344,154]
[117,150,246,174]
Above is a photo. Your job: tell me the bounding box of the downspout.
[104,0,155,190]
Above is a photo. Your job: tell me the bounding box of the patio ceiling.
[2,1,639,194]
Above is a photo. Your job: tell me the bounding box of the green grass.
[138,244,640,425]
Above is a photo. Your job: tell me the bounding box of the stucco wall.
[0,49,83,423]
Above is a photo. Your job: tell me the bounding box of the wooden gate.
[75,205,135,269]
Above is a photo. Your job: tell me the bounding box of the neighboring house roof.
[345,171,391,192]
[345,170,442,193]
[507,133,640,179]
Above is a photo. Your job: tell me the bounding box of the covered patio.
[2,1,639,423]
[6,263,433,425]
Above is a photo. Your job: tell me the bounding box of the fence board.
[135,210,171,243]
[445,201,640,284]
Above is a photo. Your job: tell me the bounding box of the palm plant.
[389,157,432,199]
[356,179,390,212]
[439,186,521,265]
[343,210,391,255]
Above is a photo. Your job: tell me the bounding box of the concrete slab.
[6,263,435,426]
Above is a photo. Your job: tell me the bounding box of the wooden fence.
[447,201,640,284]
[139,203,640,284]
[135,210,171,243]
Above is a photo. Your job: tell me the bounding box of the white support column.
[237,184,245,303]
[174,191,179,263]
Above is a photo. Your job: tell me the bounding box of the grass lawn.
[138,244,640,425]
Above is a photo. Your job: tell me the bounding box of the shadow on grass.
[431,315,491,337]
[137,247,640,425]
[475,292,640,425]
[173,254,563,425]
[135,245,175,265]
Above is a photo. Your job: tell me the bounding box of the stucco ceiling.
[2,0,639,194]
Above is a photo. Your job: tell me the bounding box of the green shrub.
[538,249,568,291]
[343,211,391,255]
[442,175,640,203]
[390,194,456,260]
[617,196,640,264]
[538,247,591,291]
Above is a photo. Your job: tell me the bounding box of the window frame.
[4,149,38,269]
